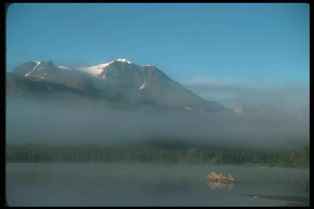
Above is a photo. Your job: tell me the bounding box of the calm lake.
[6,163,309,206]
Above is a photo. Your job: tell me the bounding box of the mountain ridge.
[7,58,228,113]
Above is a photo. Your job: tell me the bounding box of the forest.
[6,142,309,167]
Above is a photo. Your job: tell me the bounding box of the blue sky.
[6,3,309,88]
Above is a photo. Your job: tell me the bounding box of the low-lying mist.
[6,92,308,151]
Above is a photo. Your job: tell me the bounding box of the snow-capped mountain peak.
[10,58,227,113]
[83,59,160,77]
[84,61,114,77]
[83,58,136,78]
[115,58,132,64]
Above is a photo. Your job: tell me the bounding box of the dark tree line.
[6,143,309,167]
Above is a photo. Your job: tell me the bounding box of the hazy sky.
[6,3,309,87]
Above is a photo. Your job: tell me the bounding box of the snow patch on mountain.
[58,65,72,70]
[139,81,146,90]
[25,61,41,77]
[184,106,192,111]
[83,58,133,78]
[84,61,115,77]
[116,58,132,64]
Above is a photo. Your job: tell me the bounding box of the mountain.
[11,60,96,93]
[7,58,227,112]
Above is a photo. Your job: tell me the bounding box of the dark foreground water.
[6,163,309,206]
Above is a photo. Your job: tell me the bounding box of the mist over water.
[6,85,308,150]
[6,163,309,206]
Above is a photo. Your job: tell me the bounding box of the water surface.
[6,163,309,206]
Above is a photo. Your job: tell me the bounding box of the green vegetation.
[6,143,309,167]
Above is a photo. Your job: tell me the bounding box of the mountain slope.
[82,58,226,111]
[13,60,97,93]
[7,59,227,112]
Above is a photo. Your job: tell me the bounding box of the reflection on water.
[207,181,234,191]
[246,194,310,206]
[6,163,309,206]
[207,171,235,191]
